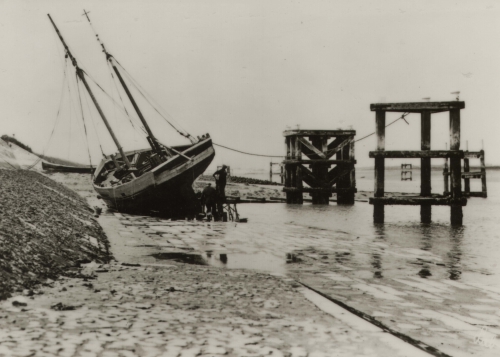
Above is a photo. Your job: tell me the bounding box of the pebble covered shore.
[0,170,111,300]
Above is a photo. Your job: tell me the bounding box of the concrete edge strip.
[299,281,452,357]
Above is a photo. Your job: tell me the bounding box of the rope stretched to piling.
[213,113,410,158]
[213,143,285,158]
[354,113,409,143]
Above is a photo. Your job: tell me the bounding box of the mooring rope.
[213,113,410,158]
[354,113,409,143]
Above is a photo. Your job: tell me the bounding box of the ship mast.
[47,14,132,169]
[82,10,164,158]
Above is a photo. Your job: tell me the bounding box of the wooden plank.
[283,187,357,193]
[299,165,323,188]
[480,149,487,197]
[461,171,482,178]
[376,111,385,151]
[421,110,431,222]
[295,135,302,160]
[283,159,355,165]
[369,196,467,206]
[285,137,291,159]
[326,137,352,159]
[421,111,431,196]
[463,158,470,193]
[298,137,326,159]
[443,160,449,195]
[369,150,464,158]
[349,139,356,189]
[328,166,351,187]
[370,101,465,113]
[375,158,384,197]
[450,157,462,198]
[468,192,487,198]
[283,130,355,137]
[449,109,461,150]
[464,151,482,158]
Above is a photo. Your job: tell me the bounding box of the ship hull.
[93,138,215,216]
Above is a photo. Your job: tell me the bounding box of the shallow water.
[205,169,500,287]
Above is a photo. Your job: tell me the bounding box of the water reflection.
[372,224,385,279]
[447,226,464,280]
[418,225,433,278]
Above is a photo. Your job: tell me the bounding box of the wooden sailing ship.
[48,14,215,216]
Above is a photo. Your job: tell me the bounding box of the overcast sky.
[1,0,499,173]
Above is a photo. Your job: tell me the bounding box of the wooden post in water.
[449,108,463,225]
[421,110,431,223]
[463,154,470,195]
[480,149,487,197]
[443,159,449,196]
[338,138,355,204]
[374,111,385,223]
[295,135,303,204]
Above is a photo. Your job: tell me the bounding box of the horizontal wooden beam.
[461,171,483,178]
[467,192,487,198]
[283,187,357,193]
[283,130,356,137]
[464,151,483,158]
[283,159,356,165]
[370,101,465,113]
[369,196,467,206]
[369,150,464,158]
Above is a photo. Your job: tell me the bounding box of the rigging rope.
[82,69,147,135]
[80,76,106,158]
[114,60,194,141]
[26,60,70,170]
[108,64,136,130]
[76,76,94,170]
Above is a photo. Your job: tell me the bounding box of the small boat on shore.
[42,161,96,174]
[48,14,215,216]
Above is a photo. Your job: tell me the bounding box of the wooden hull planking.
[93,138,215,215]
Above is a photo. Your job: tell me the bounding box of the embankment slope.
[0,170,111,300]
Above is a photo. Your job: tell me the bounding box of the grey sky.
[1,0,499,173]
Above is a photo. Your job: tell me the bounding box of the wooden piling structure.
[443,150,487,198]
[283,130,356,204]
[368,102,467,225]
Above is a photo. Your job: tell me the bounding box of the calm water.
[221,169,500,286]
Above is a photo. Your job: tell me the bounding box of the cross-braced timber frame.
[282,130,356,204]
[443,150,487,198]
[368,101,467,225]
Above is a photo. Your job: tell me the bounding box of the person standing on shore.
[213,165,228,201]
[200,183,217,219]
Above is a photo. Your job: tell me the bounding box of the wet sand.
[0,170,440,357]
[3,165,500,356]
